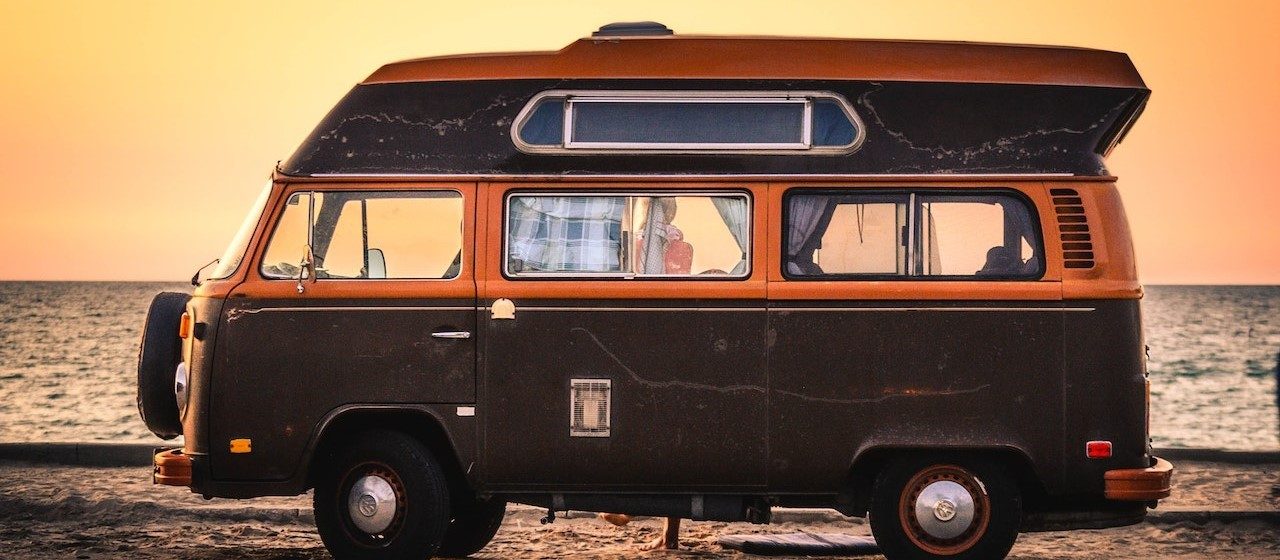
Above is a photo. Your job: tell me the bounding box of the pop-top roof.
[363,23,1144,89]
[280,24,1149,177]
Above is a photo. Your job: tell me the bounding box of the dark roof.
[282,79,1147,178]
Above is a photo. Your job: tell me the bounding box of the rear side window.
[505,193,750,278]
[784,191,1042,279]
[917,195,1040,277]
[261,191,463,280]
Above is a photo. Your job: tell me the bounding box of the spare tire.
[137,291,190,440]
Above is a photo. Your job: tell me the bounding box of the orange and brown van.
[136,22,1173,560]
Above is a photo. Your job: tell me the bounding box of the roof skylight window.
[513,91,864,155]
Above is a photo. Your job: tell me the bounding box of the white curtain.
[712,197,750,275]
[639,198,669,275]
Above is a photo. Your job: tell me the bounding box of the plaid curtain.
[507,196,625,272]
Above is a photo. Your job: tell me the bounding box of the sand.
[0,459,1276,559]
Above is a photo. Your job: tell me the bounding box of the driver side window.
[260,190,463,280]
[260,192,313,279]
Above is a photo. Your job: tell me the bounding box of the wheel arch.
[844,445,1048,516]
[303,405,475,501]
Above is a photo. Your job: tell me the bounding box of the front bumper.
[153,447,192,486]
[1104,456,1173,501]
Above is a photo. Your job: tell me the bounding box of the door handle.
[431,331,472,340]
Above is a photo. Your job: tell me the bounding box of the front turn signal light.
[178,312,191,339]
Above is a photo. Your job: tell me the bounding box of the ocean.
[0,282,1276,450]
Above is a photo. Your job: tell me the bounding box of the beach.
[2,2,1279,557]
[0,457,1275,559]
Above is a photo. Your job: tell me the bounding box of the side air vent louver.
[570,379,611,437]
[1049,188,1095,269]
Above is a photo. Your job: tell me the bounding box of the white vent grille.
[570,379,611,437]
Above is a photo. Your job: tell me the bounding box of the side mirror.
[296,246,315,293]
[367,248,387,279]
[190,258,218,286]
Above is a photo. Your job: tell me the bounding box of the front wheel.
[314,430,451,560]
[869,456,1021,560]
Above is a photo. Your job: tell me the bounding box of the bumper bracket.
[1104,456,1173,501]
[153,447,192,486]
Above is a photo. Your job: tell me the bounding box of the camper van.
[139,23,1172,560]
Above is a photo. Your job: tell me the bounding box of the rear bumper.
[153,447,192,486]
[1104,456,1173,501]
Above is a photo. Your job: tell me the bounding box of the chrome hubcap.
[914,480,976,539]
[173,362,189,415]
[347,474,397,534]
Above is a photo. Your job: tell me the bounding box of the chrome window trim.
[501,190,753,280]
[518,306,768,312]
[803,99,814,147]
[770,307,1095,313]
[235,306,476,314]
[781,188,1047,281]
[513,306,1092,312]
[511,90,866,156]
[906,192,918,276]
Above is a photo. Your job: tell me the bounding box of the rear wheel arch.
[305,407,473,501]
[847,446,1047,515]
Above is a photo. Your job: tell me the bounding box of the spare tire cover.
[137,291,190,440]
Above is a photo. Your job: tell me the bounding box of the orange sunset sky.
[0,0,1277,283]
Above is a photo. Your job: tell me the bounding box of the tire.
[136,291,189,440]
[438,496,506,557]
[314,430,451,560]
[869,455,1021,560]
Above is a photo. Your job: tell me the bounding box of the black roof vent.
[592,21,674,37]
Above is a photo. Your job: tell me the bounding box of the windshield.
[207,183,273,281]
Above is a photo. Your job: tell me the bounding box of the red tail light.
[1086,440,1113,459]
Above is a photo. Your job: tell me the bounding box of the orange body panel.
[365,36,1145,89]
[1060,183,1143,300]
[200,178,1139,302]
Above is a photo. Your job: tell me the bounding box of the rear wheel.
[869,455,1021,560]
[437,495,506,557]
[314,430,451,560]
